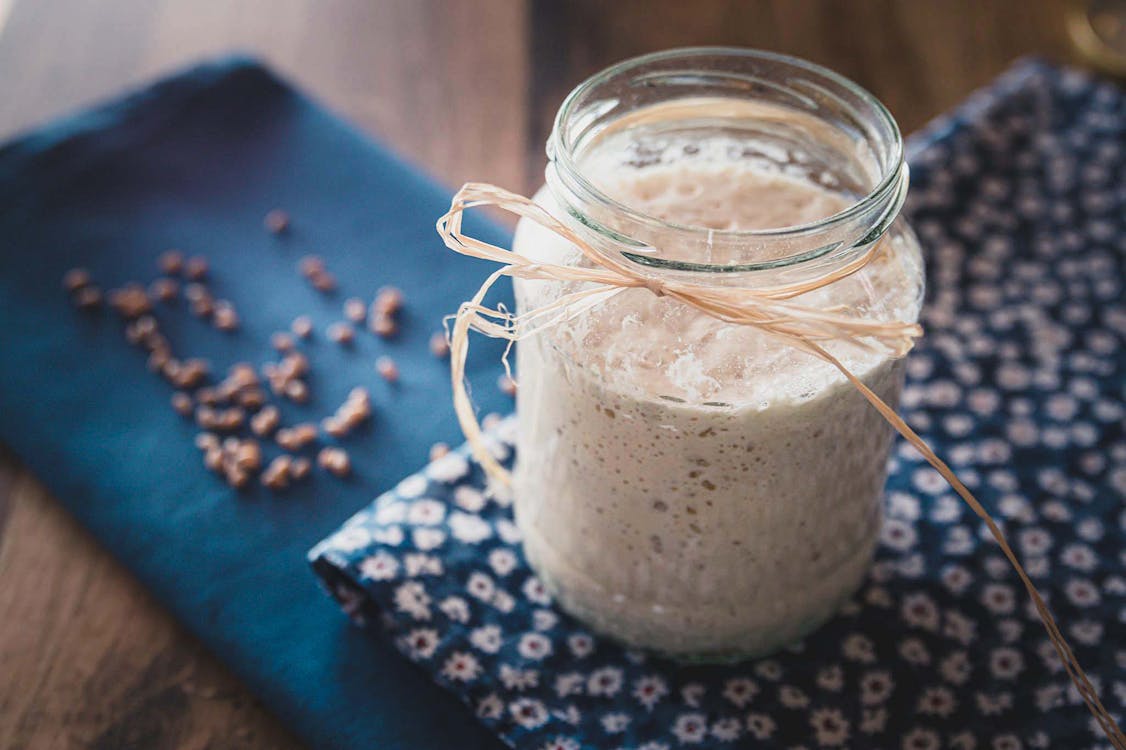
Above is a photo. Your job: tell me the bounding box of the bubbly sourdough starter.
[511,149,923,659]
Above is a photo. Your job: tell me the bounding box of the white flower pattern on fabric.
[308,62,1126,750]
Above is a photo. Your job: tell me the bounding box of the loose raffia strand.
[436,182,1124,747]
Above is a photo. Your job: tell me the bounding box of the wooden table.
[0,1,1080,747]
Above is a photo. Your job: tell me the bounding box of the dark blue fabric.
[0,57,513,750]
[310,61,1126,749]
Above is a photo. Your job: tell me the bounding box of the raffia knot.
[641,278,666,298]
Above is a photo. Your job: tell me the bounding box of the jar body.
[511,190,924,661]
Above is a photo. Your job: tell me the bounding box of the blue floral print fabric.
[310,60,1125,750]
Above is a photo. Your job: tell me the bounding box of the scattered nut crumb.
[429,331,450,358]
[196,387,222,406]
[74,286,103,310]
[498,374,517,397]
[183,283,209,302]
[150,278,178,302]
[321,386,371,438]
[250,405,280,436]
[261,456,291,490]
[158,250,185,275]
[237,388,266,409]
[283,379,309,403]
[344,298,366,324]
[264,209,290,234]
[311,272,336,293]
[63,268,91,292]
[271,332,295,352]
[190,296,214,318]
[317,447,351,477]
[213,301,238,331]
[204,445,223,472]
[429,442,450,461]
[482,412,502,431]
[369,314,397,338]
[185,256,209,280]
[327,322,354,345]
[109,284,152,318]
[375,356,399,383]
[282,352,309,377]
[235,440,262,472]
[289,456,312,481]
[291,316,313,338]
[147,349,170,371]
[298,256,324,278]
[171,392,194,416]
[374,286,403,315]
[321,417,348,438]
[194,432,219,451]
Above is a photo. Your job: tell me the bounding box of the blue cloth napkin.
[310,60,1126,749]
[0,57,515,750]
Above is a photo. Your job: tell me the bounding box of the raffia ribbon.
[436,182,1124,746]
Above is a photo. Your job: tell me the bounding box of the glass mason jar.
[509,48,924,661]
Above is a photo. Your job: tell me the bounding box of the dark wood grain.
[0,1,1082,747]
[525,0,1076,184]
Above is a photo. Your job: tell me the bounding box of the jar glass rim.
[548,47,906,253]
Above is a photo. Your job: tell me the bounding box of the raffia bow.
[436,182,1124,746]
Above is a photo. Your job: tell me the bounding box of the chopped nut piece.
[149,278,178,302]
[264,208,290,234]
[375,356,399,383]
[292,423,318,444]
[311,272,336,293]
[298,256,324,278]
[321,417,348,438]
[176,358,210,388]
[327,322,355,345]
[185,256,209,280]
[190,296,214,318]
[147,349,170,371]
[482,412,502,431]
[235,440,262,471]
[195,387,222,406]
[283,379,309,403]
[498,374,517,397]
[194,432,219,451]
[183,283,209,302]
[289,456,312,480]
[276,423,317,451]
[271,332,294,352]
[226,466,251,489]
[281,352,309,377]
[217,407,245,431]
[204,446,224,472]
[429,442,450,461]
[369,313,397,338]
[109,284,152,318]
[318,447,351,477]
[63,268,91,292]
[237,388,266,409]
[171,392,194,416]
[374,286,403,315]
[291,316,313,338]
[344,298,366,324]
[429,331,450,358]
[213,301,239,331]
[261,456,291,490]
[158,250,185,275]
[250,405,280,436]
[74,286,103,310]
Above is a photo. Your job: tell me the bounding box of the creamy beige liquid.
[511,142,923,659]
